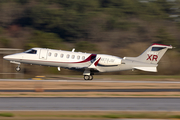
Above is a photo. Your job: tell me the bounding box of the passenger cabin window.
[82,56,85,60]
[54,53,58,57]
[72,55,75,59]
[66,54,70,58]
[60,54,64,58]
[48,52,52,56]
[77,55,80,60]
[24,49,37,54]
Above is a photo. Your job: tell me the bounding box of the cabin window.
[24,49,37,54]
[48,52,52,56]
[66,54,70,58]
[60,54,64,58]
[54,53,58,57]
[82,56,85,60]
[77,55,80,60]
[71,55,75,59]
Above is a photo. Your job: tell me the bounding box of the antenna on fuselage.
[72,48,75,52]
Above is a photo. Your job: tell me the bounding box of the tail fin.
[124,43,173,64]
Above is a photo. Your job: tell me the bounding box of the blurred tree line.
[0,0,180,75]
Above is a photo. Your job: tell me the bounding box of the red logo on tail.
[146,54,158,61]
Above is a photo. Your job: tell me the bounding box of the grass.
[0,113,14,117]
[1,111,180,119]
[171,115,180,118]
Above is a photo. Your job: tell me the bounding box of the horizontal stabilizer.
[134,67,157,72]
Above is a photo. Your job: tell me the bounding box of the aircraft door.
[39,49,48,60]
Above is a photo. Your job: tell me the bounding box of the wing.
[66,57,101,74]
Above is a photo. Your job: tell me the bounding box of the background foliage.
[0,0,180,75]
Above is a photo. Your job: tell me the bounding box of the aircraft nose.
[3,55,10,60]
[3,55,16,61]
[3,54,22,61]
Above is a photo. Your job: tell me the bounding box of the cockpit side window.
[24,49,37,54]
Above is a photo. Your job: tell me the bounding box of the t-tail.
[123,43,173,72]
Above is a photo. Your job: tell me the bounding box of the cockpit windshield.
[24,49,37,54]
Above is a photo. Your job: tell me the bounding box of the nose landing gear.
[84,75,93,80]
[15,64,21,72]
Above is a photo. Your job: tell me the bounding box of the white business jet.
[3,43,172,80]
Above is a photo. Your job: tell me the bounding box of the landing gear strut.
[15,64,21,72]
[84,75,93,80]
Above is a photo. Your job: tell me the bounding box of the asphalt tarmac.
[0,89,180,92]
[1,79,180,92]
[1,79,180,84]
[0,97,179,111]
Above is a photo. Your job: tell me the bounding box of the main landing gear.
[84,75,93,80]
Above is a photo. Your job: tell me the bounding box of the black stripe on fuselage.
[97,64,118,67]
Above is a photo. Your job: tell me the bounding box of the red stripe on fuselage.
[75,54,96,63]
[8,54,97,64]
[94,58,101,66]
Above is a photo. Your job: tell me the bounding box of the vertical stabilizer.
[125,43,172,64]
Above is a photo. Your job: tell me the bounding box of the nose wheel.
[15,65,21,72]
[84,75,93,80]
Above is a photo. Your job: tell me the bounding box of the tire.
[89,75,93,80]
[84,75,90,80]
[15,67,21,72]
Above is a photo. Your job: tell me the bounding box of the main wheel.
[84,75,90,80]
[89,75,93,80]
[15,67,21,72]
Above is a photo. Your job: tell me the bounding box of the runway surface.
[1,79,180,84]
[1,89,180,92]
[0,97,180,111]
[1,79,180,92]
